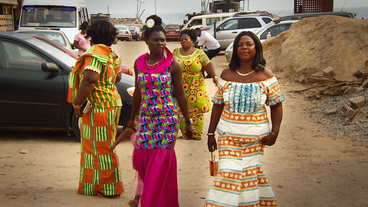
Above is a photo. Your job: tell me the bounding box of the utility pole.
[136,0,145,18]
[154,0,157,14]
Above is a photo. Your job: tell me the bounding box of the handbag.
[209,151,219,177]
[80,100,92,115]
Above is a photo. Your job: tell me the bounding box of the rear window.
[165,25,180,29]
[262,17,272,24]
[116,26,128,31]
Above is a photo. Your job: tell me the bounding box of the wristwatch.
[185,118,193,124]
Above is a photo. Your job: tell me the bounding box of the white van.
[18,0,89,44]
[182,12,237,31]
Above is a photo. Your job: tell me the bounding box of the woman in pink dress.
[73,21,91,56]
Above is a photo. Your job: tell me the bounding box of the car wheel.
[72,113,81,139]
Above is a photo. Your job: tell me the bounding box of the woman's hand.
[185,124,193,139]
[207,135,217,152]
[260,133,277,146]
[213,76,218,86]
[73,106,83,118]
[109,143,117,153]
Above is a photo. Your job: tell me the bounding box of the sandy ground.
[0,41,368,207]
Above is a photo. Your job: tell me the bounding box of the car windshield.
[20,5,76,28]
[17,31,67,48]
[129,26,136,30]
[166,25,180,29]
[25,38,76,67]
[117,26,128,31]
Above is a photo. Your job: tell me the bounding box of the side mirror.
[42,62,60,73]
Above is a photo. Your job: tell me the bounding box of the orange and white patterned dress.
[205,76,285,207]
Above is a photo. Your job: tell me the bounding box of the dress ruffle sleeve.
[212,78,225,105]
[263,76,285,106]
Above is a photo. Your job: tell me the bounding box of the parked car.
[129,25,142,41]
[207,14,273,50]
[15,29,76,54]
[224,20,299,62]
[165,24,181,41]
[0,31,134,138]
[116,25,132,41]
[31,35,78,59]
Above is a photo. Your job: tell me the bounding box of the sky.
[85,0,367,18]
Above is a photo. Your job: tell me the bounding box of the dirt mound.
[263,16,368,82]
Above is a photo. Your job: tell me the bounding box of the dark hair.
[79,21,89,31]
[194,28,201,33]
[179,29,197,42]
[86,20,117,46]
[144,15,166,39]
[229,31,266,71]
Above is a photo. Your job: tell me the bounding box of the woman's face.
[236,35,256,62]
[180,34,193,49]
[146,31,166,54]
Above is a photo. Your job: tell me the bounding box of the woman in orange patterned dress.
[205,31,284,207]
[172,29,218,140]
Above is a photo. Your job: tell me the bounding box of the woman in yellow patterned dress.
[173,29,218,140]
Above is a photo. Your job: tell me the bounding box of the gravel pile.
[306,90,368,142]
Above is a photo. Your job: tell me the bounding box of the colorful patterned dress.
[133,48,180,207]
[205,76,285,207]
[173,48,212,139]
[67,44,124,196]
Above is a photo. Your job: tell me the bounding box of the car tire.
[72,113,81,139]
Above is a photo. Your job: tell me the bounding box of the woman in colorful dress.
[67,20,124,196]
[173,29,218,140]
[126,15,193,207]
[205,31,284,207]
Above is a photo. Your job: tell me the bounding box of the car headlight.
[127,87,135,97]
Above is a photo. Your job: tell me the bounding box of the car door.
[0,39,65,124]
[215,18,239,50]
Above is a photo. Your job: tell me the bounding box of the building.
[0,0,21,31]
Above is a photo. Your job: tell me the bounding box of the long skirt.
[205,135,278,207]
[77,106,124,196]
[133,148,179,207]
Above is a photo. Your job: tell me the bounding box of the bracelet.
[213,75,218,79]
[271,131,278,137]
[207,132,215,136]
[73,103,81,108]
[185,118,193,124]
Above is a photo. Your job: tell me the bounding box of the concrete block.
[298,76,308,84]
[326,109,338,115]
[339,104,356,118]
[349,96,366,109]
[351,109,367,123]
[323,66,335,76]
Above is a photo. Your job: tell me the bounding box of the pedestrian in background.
[195,27,221,78]
[205,31,284,207]
[73,21,91,56]
[126,15,193,207]
[67,20,124,197]
[172,29,218,140]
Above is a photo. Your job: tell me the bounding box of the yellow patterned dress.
[173,48,211,139]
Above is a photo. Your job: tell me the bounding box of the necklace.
[236,69,255,77]
[146,57,162,67]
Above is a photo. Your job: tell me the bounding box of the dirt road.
[0,41,367,207]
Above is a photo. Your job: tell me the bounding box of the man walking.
[195,28,221,78]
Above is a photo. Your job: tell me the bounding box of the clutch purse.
[80,100,92,115]
[209,151,219,177]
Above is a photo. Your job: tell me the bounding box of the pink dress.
[74,33,91,56]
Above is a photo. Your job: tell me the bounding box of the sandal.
[187,137,201,140]
[129,199,139,207]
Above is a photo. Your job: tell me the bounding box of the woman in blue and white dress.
[205,31,285,207]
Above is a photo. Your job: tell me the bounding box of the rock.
[19,149,28,154]
[344,87,358,94]
[362,79,368,88]
[326,109,338,115]
[323,66,335,76]
[339,104,355,118]
[351,110,367,123]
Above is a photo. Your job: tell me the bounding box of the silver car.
[224,20,299,62]
[15,29,76,54]
[116,25,132,41]
[207,14,273,50]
